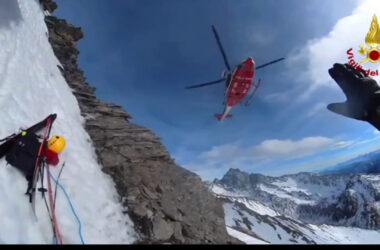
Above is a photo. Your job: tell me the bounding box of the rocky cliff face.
[39,0,239,244]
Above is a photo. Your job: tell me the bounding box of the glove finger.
[344,63,366,79]
[345,64,380,92]
[327,102,363,120]
[328,63,356,96]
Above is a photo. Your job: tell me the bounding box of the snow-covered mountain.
[320,150,380,175]
[211,169,380,244]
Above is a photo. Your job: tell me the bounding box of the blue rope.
[52,235,58,245]
[48,169,85,245]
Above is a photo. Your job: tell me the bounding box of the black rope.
[39,161,47,197]
[39,162,52,220]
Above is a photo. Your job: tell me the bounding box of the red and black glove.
[328,63,380,131]
[44,148,59,166]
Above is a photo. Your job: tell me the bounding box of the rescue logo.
[347,14,380,76]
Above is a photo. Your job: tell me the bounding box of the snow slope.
[226,227,268,244]
[212,169,380,244]
[0,0,136,244]
[214,170,380,228]
[223,199,380,244]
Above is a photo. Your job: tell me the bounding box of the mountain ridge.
[320,149,380,175]
[211,168,380,243]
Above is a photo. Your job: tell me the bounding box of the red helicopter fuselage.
[226,57,255,106]
[215,57,255,121]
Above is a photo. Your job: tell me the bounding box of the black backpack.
[0,114,56,201]
[5,132,42,184]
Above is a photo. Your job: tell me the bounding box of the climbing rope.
[48,168,85,245]
[53,162,65,207]
[46,164,63,244]
[38,163,57,242]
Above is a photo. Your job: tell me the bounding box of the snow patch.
[226,227,268,244]
[0,0,136,244]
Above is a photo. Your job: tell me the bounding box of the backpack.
[0,114,57,199]
[5,132,42,185]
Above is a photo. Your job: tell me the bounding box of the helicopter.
[185,25,285,121]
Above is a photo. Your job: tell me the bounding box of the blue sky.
[55,0,380,180]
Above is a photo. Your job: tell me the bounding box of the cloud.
[252,137,339,158]
[197,136,348,166]
[183,136,356,180]
[251,137,354,160]
[248,23,278,47]
[306,102,328,118]
[183,163,227,182]
[200,143,242,161]
[262,91,291,104]
[334,140,355,148]
[291,0,380,95]
[202,137,352,161]
[353,134,380,146]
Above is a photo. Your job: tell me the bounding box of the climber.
[327,63,380,131]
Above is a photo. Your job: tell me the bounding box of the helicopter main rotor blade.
[212,25,231,71]
[256,58,285,70]
[185,78,225,89]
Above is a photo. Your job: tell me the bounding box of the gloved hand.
[328,63,380,131]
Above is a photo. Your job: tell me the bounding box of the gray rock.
[40,0,57,13]
[152,217,174,241]
[173,222,185,243]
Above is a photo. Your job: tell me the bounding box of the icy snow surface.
[226,227,268,244]
[0,0,136,244]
